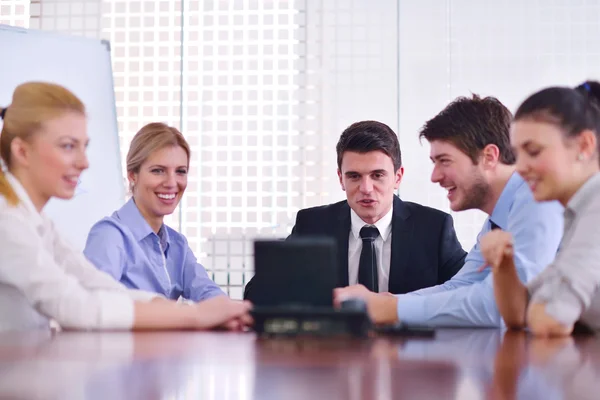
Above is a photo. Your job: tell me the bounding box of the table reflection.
[0,331,257,400]
[0,329,599,400]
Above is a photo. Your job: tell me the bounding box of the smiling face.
[429,140,491,212]
[511,118,593,205]
[129,145,189,230]
[10,111,89,210]
[337,150,403,224]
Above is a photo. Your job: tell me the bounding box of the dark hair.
[419,94,515,165]
[336,120,402,171]
[514,81,600,150]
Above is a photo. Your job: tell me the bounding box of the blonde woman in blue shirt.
[84,123,225,303]
[481,81,600,337]
[0,82,249,331]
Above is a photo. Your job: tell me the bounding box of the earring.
[578,154,585,161]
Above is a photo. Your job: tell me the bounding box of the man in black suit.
[244,120,466,301]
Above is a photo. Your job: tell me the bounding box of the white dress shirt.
[0,172,157,332]
[348,206,393,292]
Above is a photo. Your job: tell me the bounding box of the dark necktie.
[358,226,380,292]
[490,220,501,230]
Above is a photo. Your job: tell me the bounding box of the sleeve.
[0,211,135,330]
[243,276,256,301]
[527,206,600,327]
[396,272,501,327]
[83,220,127,282]
[396,187,564,327]
[288,210,304,237]
[437,213,468,283]
[182,241,226,302]
[508,192,564,285]
[399,225,489,297]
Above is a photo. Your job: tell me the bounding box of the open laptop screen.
[251,237,337,307]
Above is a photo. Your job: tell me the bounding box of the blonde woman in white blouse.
[0,82,250,332]
[480,80,600,337]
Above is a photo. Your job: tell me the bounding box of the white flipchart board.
[0,25,125,250]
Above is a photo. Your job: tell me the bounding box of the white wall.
[398,0,600,249]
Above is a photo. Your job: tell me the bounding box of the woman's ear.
[577,129,597,160]
[9,137,31,168]
[127,170,137,192]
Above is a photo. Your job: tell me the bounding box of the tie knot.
[360,226,379,241]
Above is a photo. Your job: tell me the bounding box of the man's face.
[338,150,403,224]
[429,140,490,212]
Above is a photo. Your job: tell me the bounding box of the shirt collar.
[350,205,393,240]
[115,197,169,245]
[5,172,44,228]
[157,223,170,249]
[489,172,523,230]
[567,172,600,214]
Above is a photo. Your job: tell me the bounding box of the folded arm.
[491,257,529,329]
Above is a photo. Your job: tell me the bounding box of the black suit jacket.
[244,196,466,300]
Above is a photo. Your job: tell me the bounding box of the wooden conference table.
[0,328,598,399]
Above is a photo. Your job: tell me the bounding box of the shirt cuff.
[544,295,582,327]
[95,292,135,330]
[529,273,584,327]
[395,293,427,325]
[531,285,583,327]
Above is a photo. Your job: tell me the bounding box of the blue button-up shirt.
[83,198,225,302]
[396,172,564,327]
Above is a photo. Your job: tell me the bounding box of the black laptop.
[250,237,338,309]
[250,237,375,336]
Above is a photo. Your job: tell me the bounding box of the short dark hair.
[514,81,600,150]
[336,120,402,171]
[419,95,516,165]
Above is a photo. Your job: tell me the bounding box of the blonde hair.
[0,82,85,206]
[126,122,191,191]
